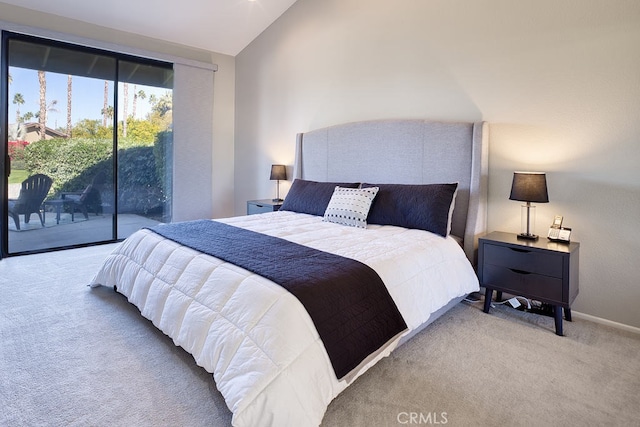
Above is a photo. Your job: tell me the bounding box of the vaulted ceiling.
[0,0,298,56]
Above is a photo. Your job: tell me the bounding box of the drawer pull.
[509,268,531,275]
[256,204,264,208]
[509,247,531,254]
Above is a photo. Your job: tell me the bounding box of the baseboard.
[477,287,640,334]
[571,311,640,335]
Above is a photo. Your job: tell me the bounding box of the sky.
[8,67,170,130]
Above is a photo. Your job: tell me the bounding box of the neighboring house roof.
[20,122,68,142]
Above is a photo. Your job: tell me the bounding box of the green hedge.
[117,146,163,214]
[153,130,173,205]
[23,132,172,216]
[24,137,112,194]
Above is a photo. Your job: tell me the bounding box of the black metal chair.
[61,171,106,219]
[8,174,53,230]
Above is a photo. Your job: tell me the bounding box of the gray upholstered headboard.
[293,119,489,265]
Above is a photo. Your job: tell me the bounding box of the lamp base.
[517,233,539,241]
[272,198,283,202]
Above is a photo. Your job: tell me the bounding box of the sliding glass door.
[2,32,173,256]
[116,59,173,239]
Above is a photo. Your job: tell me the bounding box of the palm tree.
[38,70,47,140]
[67,75,73,137]
[122,82,129,137]
[150,92,172,117]
[132,88,146,119]
[12,93,25,124]
[34,100,59,129]
[46,100,58,115]
[103,81,109,127]
[132,85,137,118]
[101,106,114,126]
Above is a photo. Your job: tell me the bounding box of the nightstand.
[478,231,579,336]
[246,199,283,215]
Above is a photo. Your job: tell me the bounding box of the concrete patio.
[7,211,160,254]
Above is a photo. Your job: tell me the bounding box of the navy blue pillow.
[362,183,458,237]
[280,179,360,216]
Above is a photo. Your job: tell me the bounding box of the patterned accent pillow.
[323,186,379,228]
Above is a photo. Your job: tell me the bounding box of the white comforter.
[90,211,479,426]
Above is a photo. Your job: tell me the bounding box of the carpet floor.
[1,244,639,426]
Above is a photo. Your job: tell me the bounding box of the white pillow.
[323,186,379,228]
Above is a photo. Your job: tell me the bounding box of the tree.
[103,81,109,127]
[67,75,73,137]
[38,70,46,140]
[7,123,26,141]
[35,101,58,121]
[71,118,101,138]
[149,92,172,117]
[122,82,129,137]
[12,93,25,124]
[132,88,146,119]
[101,106,114,126]
[147,92,173,131]
[120,117,161,145]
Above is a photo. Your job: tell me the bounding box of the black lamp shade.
[509,172,549,203]
[270,164,287,181]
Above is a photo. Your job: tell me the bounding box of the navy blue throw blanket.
[146,220,407,379]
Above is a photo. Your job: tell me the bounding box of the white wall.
[235,0,640,328]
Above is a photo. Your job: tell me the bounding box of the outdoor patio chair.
[8,173,53,230]
[61,171,106,219]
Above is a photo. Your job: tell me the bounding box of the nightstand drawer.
[247,199,282,215]
[248,203,271,214]
[484,264,563,302]
[484,244,563,278]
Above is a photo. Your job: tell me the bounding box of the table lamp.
[270,164,287,202]
[509,171,549,240]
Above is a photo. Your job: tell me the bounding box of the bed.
[90,119,488,426]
